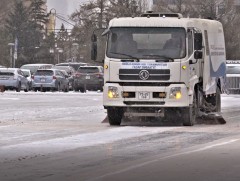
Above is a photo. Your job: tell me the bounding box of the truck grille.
[119,69,170,80]
[226,77,240,90]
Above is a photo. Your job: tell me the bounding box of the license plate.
[86,75,90,79]
[138,92,150,100]
[40,78,46,82]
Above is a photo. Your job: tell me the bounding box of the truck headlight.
[169,87,182,99]
[108,86,119,98]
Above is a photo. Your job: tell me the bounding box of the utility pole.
[8,43,14,68]
[99,0,103,28]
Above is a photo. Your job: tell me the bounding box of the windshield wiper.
[142,54,174,62]
[109,52,139,62]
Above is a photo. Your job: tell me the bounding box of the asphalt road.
[0,91,240,181]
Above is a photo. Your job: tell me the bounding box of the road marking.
[0,98,19,100]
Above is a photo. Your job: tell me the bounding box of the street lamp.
[8,43,14,68]
[34,46,40,62]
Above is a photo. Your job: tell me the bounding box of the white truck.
[91,12,226,126]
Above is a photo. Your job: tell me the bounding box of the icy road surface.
[0,91,240,181]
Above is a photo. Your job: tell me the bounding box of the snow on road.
[0,92,239,163]
[0,126,179,162]
[0,91,181,162]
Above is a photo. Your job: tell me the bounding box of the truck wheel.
[107,108,123,126]
[182,91,197,126]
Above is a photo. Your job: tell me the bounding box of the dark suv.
[74,66,104,92]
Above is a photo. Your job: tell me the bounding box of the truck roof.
[109,17,222,30]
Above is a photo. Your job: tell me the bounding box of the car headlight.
[169,87,182,99]
[108,86,119,98]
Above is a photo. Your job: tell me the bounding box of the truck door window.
[187,30,193,57]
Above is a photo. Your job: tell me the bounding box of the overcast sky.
[47,0,152,30]
[47,0,88,29]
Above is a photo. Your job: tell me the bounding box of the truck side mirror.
[194,33,203,50]
[194,50,203,59]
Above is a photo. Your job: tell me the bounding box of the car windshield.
[78,67,99,73]
[20,65,40,74]
[53,66,68,71]
[56,63,86,71]
[226,66,240,74]
[107,27,186,60]
[22,70,30,76]
[35,70,53,76]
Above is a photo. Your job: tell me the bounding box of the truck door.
[188,29,203,80]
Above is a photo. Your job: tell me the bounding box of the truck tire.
[107,107,123,126]
[182,91,197,126]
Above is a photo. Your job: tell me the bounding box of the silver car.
[21,69,33,90]
[32,69,69,92]
[0,68,29,92]
[52,65,75,90]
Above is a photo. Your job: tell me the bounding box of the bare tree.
[152,0,196,17]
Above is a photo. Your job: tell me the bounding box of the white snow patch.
[0,127,179,161]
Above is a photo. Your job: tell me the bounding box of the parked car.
[32,69,69,92]
[0,68,29,92]
[52,65,75,90]
[55,62,88,71]
[74,66,104,92]
[0,65,6,68]
[21,69,33,90]
[20,64,54,75]
[226,60,240,94]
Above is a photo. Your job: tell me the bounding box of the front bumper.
[103,83,190,107]
[0,80,18,88]
[74,79,103,87]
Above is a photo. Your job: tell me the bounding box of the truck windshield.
[107,27,186,60]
